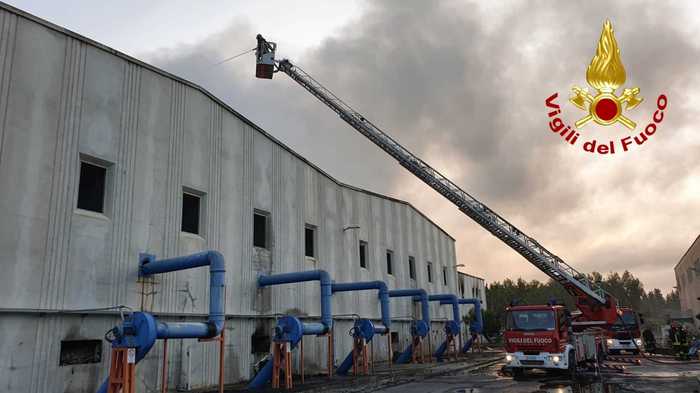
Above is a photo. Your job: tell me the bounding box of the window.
[390,331,399,347]
[359,241,368,269]
[251,326,271,354]
[59,340,102,366]
[427,262,433,283]
[386,250,393,275]
[77,161,107,213]
[253,211,270,248]
[181,192,201,234]
[459,281,465,297]
[408,256,416,280]
[442,266,448,286]
[305,225,316,258]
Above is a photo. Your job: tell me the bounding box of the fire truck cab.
[606,308,643,354]
[504,304,576,377]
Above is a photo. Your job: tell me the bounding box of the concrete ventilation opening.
[181,193,201,234]
[443,267,448,286]
[251,326,271,354]
[390,331,399,360]
[305,225,315,258]
[77,161,106,213]
[59,339,102,366]
[253,211,269,249]
[408,256,416,280]
[386,250,393,275]
[359,240,368,269]
[427,262,433,283]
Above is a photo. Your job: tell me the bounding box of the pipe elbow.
[206,250,226,273]
[317,269,331,285]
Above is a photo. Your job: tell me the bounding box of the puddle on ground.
[532,381,630,393]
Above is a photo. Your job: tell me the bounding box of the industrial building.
[675,234,700,327]
[0,4,474,392]
[458,272,487,311]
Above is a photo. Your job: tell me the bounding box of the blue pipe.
[396,344,414,364]
[97,251,226,393]
[429,294,460,362]
[249,360,274,390]
[248,270,333,390]
[462,337,474,353]
[332,281,391,330]
[141,250,226,336]
[429,294,460,329]
[389,288,430,331]
[258,270,333,330]
[456,298,482,334]
[389,289,430,365]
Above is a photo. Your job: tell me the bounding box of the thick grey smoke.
[148,0,700,292]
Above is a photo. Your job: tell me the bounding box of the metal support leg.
[219,329,225,393]
[387,331,392,368]
[107,348,136,393]
[327,331,334,378]
[161,339,168,393]
[198,326,225,393]
[300,337,304,384]
[370,339,375,375]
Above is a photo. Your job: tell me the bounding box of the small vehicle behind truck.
[504,304,606,378]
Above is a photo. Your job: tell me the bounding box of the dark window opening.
[181,193,201,234]
[359,241,368,269]
[408,256,416,280]
[305,226,315,258]
[443,267,448,286]
[251,326,271,354]
[253,212,269,248]
[427,262,433,283]
[386,250,393,275]
[77,162,106,213]
[390,331,399,346]
[459,281,465,297]
[59,340,102,366]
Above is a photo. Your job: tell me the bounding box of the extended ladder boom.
[255,35,609,306]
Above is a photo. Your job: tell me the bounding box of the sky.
[7,0,699,294]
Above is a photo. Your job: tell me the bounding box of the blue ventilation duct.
[336,319,377,375]
[332,280,390,375]
[248,270,333,390]
[455,298,482,353]
[389,289,430,364]
[429,294,460,362]
[332,281,391,331]
[258,269,333,330]
[96,251,226,393]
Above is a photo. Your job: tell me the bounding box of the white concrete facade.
[457,272,487,312]
[674,235,700,327]
[0,4,460,392]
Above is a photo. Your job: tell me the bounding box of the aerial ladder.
[254,35,619,325]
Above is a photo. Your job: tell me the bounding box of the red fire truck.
[504,304,606,377]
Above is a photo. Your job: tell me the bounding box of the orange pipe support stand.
[198,327,226,393]
[161,339,168,393]
[107,348,136,393]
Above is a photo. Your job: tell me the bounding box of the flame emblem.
[570,20,643,129]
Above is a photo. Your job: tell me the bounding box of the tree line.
[481,270,680,337]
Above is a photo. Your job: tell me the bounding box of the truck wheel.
[567,352,577,380]
[512,367,524,379]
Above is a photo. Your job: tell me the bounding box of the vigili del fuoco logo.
[545,20,667,155]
